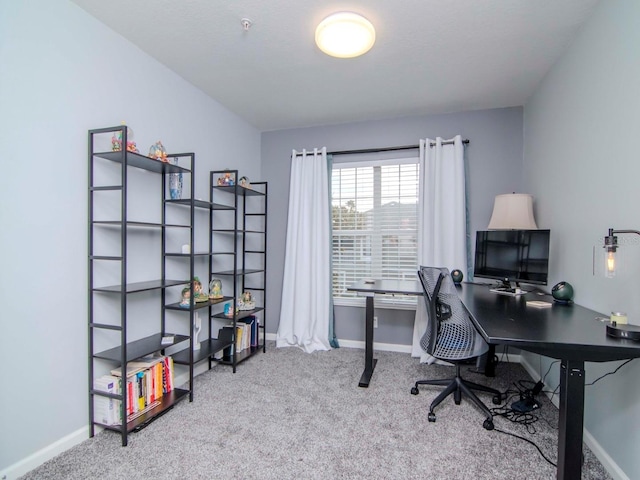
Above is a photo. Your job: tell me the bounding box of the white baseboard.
[582,429,629,480]
[1,426,88,480]
[267,333,524,362]
[333,338,523,363]
[336,338,413,353]
[493,351,522,364]
[261,333,411,354]
[519,356,628,480]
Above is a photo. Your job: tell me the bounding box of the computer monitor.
[473,229,550,291]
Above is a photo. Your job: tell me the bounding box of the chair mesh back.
[419,266,488,361]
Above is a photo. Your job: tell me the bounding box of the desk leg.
[474,345,497,377]
[484,345,497,377]
[557,359,585,480]
[358,295,377,388]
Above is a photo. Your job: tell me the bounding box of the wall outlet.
[373,316,378,328]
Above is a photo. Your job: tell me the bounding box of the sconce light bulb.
[605,250,616,278]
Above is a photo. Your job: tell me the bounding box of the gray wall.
[523,0,640,477]
[261,107,524,344]
[0,0,260,474]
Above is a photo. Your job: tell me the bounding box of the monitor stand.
[489,280,527,296]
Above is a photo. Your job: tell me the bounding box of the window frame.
[331,155,419,309]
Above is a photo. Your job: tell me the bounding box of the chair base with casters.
[410,362,502,430]
[412,266,503,431]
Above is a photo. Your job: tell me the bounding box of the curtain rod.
[328,139,469,156]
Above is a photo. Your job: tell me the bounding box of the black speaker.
[451,269,464,284]
[552,281,574,303]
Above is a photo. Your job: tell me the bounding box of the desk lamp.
[602,228,640,341]
[487,193,538,230]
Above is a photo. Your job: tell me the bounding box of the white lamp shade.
[487,193,538,230]
[315,12,376,58]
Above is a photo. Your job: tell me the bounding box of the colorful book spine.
[137,372,145,411]
[162,356,174,393]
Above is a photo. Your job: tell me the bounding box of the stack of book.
[93,355,174,426]
[217,316,259,359]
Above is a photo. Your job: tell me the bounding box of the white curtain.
[276,148,333,353]
[411,136,468,361]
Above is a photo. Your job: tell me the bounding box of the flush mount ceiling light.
[315,12,376,58]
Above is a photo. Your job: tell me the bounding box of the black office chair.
[411,266,501,430]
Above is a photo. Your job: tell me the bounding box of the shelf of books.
[214,314,264,366]
[92,355,189,433]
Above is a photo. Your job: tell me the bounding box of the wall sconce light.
[603,228,640,277]
[487,193,538,230]
[315,12,376,58]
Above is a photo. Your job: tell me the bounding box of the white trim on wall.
[0,427,88,480]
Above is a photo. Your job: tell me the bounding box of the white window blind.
[332,158,419,307]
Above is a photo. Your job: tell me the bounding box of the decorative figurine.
[148,141,168,162]
[209,278,223,299]
[180,278,209,306]
[111,124,139,153]
[126,140,139,153]
[193,277,202,295]
[239,176,250,188]
[217,171,235,186]
[179,287,191,307]
[111,133,121,151]
[192,277,209,302]
[238,290,255,310]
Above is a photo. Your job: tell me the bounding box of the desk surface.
[350,279,640,362]
[458,282,640,362]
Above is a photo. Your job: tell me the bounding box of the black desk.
[348,279,640,480]
[347,279,421,387]
[458,282,640,480]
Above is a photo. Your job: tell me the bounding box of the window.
[331,157,419,307]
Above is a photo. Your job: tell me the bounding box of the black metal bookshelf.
[209,170,267,372]
[88,125,197,446]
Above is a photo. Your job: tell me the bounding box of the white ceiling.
[71,0,600,132]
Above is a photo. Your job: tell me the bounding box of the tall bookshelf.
[88,125,195,445]
[210,170,267,372]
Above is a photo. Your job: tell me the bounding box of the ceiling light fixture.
[315,12,375,58]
